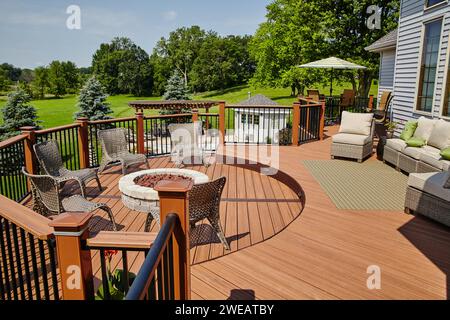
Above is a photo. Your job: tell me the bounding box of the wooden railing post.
[192,109,199,122]
[75,118,90,169]
[218,101,226,145]
[292,102,300,146]
[20,126,37,177]
[49,212,95,300]
[319,100,326,140]
[368,94,374,111]
[136,112,145,155]
[154,180,193,300]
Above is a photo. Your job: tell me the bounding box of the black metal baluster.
[19,229,32,300]
[99,250,111,300]
[28,234,41,300]
[4,221,18,299]
[156,262,163,300]
[47,239,59,300]
[0,218,12,300]
[11,224,26,299]
[122,250,129,294]
[38,240,50,300]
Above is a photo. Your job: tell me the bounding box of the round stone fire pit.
[119,169,209,214]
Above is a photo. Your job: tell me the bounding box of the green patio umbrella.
[298,57,366,97]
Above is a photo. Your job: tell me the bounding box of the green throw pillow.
[441,147,450,161]
[406,137,426,148]
[400,121,418,141]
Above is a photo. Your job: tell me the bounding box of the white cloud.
[162,10,177,21]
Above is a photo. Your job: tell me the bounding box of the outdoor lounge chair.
[331,111,375,162]
[98,127,149,175]
[144,176,230,250]
[22,168,117,231]
[370,91,393,123]
[168,121,209,167]
[34,140,101,198]
[307,89,324,102]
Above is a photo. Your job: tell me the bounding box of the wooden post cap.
[135,111,144,116]
[49,212,93,233]
[20,126,37,132]
[76,117,89,122]
[154,180,194,193]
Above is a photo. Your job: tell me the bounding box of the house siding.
[378,49,396,104]
[392,0,450,131]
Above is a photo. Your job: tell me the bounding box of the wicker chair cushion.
[428,119,450,150]
[61,195,105,212]
[408,172,450,201]
[332,133,372,146]
[339,112,374,136]
[413,117,437,142]
[421,152,450,171]
[399,121,418,141]
[385,138,407,152]
[406,137,426,148]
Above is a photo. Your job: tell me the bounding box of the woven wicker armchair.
[98,128,149,175]
[144,176,230,250]
[22,168,117,231]
[34,140,101,198]
[168,122,208,167]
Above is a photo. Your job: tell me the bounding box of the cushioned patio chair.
[98,128,149,175]
[22,168,117,231]
[34,140,101,198]
[307,89,324,102]
[144,176,230,250]
[168,121,209,167]
[331,111,375,163]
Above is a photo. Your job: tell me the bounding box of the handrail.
[198,112,219,116]
[0,194,53,240]
[35,123,80,135]
[86,231,156,250]
[226,104,292,108]
[87,117,136,125]
[125,213,177,300]
[144,113,192,119]
[0,133,27,149]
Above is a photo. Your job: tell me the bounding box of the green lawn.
[0,83,378,129]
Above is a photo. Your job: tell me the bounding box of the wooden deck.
[24,126,450,300]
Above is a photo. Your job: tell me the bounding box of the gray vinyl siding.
[377,49,396,108]
[392,0,450,132]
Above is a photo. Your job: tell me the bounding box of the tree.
[33,67,49,99]
[161,70,190,115]
[74,76,113,121]
[47,61,80,97]
[0,63,21,82]
[0,88,40,140]
[92,37,152,96]
[250,0,399,97]
[0,68,8,92]
[62,61,80,93]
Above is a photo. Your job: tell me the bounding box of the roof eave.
[365,43,397,53]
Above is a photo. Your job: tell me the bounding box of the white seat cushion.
[339,112,374,136]
[408,172,450,202]
[421,152,450,171]
[402,146,440,160]
[428,119,450,150]
[413,117,437,142]
[332,133,372,146]
[385,138,407,152]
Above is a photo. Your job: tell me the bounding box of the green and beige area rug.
[302,160,408,211]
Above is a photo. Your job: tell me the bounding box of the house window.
[426,0,446,8]
[241,114,247,124]
[417,19,442,113]
[254,115,260,126]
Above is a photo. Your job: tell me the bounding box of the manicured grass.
[0,83,378,129]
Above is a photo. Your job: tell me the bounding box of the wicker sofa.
[384,117,450,173]
[331,111,375,163]
[405,170,450,227]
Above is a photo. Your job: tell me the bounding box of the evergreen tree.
[74,76,113,121]
[0,88,40,140]
[161,70,190,115]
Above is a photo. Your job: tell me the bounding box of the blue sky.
[0,0,270,68]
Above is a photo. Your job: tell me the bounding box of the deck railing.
[0,195,60,300]
[324,95,376,125]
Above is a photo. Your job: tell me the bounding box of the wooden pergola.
[129,100,220,113]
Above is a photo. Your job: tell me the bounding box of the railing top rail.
[198,112,219,116]
[125,213,178,300]
[0,133,27,149]
[298,97,324,106]
[86,231,156,250]
[143,113,192,120]
[226,104,292,109]
[0,195,53,240]
[88,117,136,125]
[35,123,80,135]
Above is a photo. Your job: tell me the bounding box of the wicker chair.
[98,128,149,175]
[168,122,208,167]
[144,177,230,250]
[371,91,393,124]
[34,140,101,198]
[22,168,117,231]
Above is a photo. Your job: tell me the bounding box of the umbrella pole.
[330,69,333,97]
